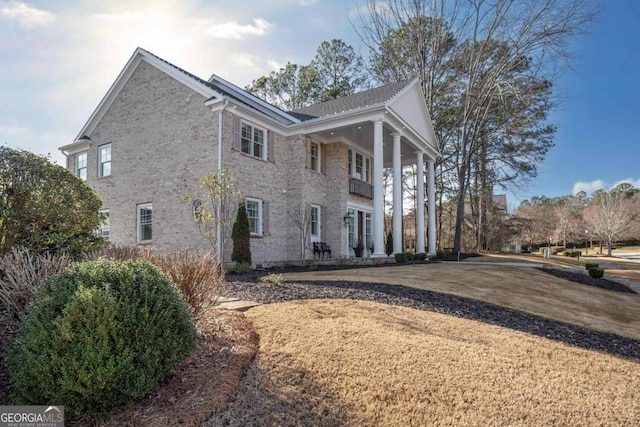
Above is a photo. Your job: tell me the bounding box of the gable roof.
[73,48,299,140]
[291,80,412,120]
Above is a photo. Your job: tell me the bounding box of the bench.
[313,242,332,259]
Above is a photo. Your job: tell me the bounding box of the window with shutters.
[246,197,262,236]
[241,122,266,160]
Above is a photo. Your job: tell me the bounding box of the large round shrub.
[5,259,197,418]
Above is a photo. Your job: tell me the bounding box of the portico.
[292,79,439,257]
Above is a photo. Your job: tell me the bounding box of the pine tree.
[231,203,252,265]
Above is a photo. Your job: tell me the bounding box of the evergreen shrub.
[588,267,605,278]
[5,259,197,419]
[232,203,252,265]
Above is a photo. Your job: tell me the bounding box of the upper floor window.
[98,210,110,240]
[241,122,265,159]
[137,203,152,243]
[245,198,262,236]
[76,152,87,181]
[99,144,111,177]
[310,142,320,172]
[347,149,372,183]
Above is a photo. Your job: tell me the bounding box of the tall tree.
[245,62,319,110]
[583,190,634,256]
[354,0,599,253]
[310,39,370,101]
[246,39,369,110]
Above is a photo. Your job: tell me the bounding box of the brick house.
[59,48,439,266]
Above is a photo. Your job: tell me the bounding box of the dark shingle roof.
[291,80,412,120]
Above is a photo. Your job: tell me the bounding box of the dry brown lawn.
[206,299,640,427]
[283,263,640,341]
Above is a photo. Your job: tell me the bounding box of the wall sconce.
[343,212,353,226]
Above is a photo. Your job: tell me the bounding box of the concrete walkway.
[218,297,261,312]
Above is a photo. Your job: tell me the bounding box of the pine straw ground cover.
[1,308,259,427]
[205,299,640,426]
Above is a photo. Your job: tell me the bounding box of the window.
[246,198,262,236]
[347,208,355,248]
[98,210,110,240]
[355,153,363,180]
[310,205,321,238]
[137,204,152,243]
[76,152,87,181]
[347,149,372,183]
[365,212,372,252]
[99,144,111,177]
[310,142,320,172]
[241,122,265,159]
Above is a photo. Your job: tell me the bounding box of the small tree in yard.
[583,191,634,256]
[288,206,313,265]
[231,203,251,265]
[183,169,240,262]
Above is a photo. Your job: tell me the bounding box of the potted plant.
[353,238,364,258]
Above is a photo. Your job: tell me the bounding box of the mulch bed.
[220,273,640,363]
[537,266,637,293]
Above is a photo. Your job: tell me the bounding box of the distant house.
[59,48,439,266]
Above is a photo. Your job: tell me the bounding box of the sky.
[1,0,639,208]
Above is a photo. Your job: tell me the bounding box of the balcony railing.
[349,178,374,199]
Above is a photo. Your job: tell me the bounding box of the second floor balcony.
[349,178,373,199]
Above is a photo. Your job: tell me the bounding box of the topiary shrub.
[385,231,393,256]
[5,259,197,419]
[585,262,599,270]
[415,252,427,261]
[588,267,605,278]
[231,203,252,265]
[404,252,415,261]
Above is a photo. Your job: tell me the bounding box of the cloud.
[205,18,273,39]
[0,1,55,29]
[573,178,640,195]
[572,180,605,195]
[612,178,640,189]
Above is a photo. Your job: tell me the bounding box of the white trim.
[245,197,262,236]
[137,203,153,243]
[60,140,90,156]
[240,120,267,160]
[98,144,112,177]
[310,204,321,242]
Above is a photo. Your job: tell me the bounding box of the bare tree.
[183,169,240,263]
[288,206,313,265]
[583,192,634,257]
[354,0,599,253]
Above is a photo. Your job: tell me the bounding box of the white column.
[392,134,402,254]
[373,120,385,256]
[416,151,425,253]
[427,159,437,255]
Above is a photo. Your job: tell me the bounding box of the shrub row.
[394,252,427,263]
[562,250,582,257]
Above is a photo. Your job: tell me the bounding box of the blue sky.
[1,0,638,208]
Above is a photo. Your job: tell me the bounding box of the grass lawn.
[283,263,640,341]
[206,299,640,426]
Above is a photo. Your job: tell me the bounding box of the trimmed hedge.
[415,253,427,261]
[588,267,605,279]
[6,259,197,419]
[585,262,600,270]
